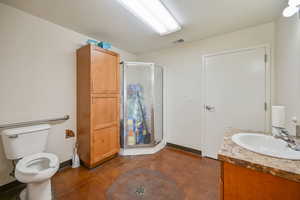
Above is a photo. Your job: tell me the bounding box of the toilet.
[1,124,59,200]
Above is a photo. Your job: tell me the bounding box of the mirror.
[272,11,300,137]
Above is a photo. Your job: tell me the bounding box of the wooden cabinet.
[221,162,300,200]
[77,44,120,168]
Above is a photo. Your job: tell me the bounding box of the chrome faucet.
[272,126,300,151]
[272,126,295,143]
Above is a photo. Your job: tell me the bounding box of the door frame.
[201,44,271,157]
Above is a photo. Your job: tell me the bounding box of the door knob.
[205,105,215,112]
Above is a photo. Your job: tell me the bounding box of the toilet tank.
[1,124,51,160]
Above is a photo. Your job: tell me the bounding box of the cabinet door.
[91,49,119,94]
[91,95,120,162]
[223,162,300,200]
[93,127,119,161]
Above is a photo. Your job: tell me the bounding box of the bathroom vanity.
[218,129,300,200]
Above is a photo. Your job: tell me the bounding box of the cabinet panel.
[91,50,119,93]
[93,126,119,162]
[222,162,300,200]
[76,45,92,164]
[91,95,119,130]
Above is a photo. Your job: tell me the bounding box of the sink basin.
[231,133,300,160]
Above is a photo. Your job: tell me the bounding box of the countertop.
[218,128,300,183]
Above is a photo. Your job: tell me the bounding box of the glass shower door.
[122,62,163,148]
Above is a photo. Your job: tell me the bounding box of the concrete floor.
[0,147,221,200]
[53,147,220,200]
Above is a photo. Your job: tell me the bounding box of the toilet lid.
[16,153,59,174]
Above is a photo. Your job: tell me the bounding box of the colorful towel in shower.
[127,84,150,144]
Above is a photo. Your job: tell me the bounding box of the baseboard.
[0,159,72,193]
[166,143,202,156]
[0,180,25,193]
[59,159,72,170]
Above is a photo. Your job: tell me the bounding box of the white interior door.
[203,47,268,159]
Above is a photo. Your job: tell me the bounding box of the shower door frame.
[122,62,163,149]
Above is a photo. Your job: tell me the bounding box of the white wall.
[275,15,300,135]
[138,23,275,151]
[0,3,136,186]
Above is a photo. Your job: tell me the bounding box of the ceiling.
[0,0,285,54]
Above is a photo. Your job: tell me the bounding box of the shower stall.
[120,62,165,155]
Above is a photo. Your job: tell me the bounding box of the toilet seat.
[17,153,58,175]
[15,153,59,184]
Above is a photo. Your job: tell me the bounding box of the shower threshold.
[125,141,161,149]
[119,140,166,156]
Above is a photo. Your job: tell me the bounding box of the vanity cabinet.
[77,44,120,168]
[221,162,300,200]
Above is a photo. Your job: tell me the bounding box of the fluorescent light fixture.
[283,6,299,17]
[116,0,181,35]
[283,0,300,17]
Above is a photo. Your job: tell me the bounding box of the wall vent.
[173,39,184,44]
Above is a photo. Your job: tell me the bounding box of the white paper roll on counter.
[272,106,286,128]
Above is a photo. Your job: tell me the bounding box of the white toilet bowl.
[15,153,59,200]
